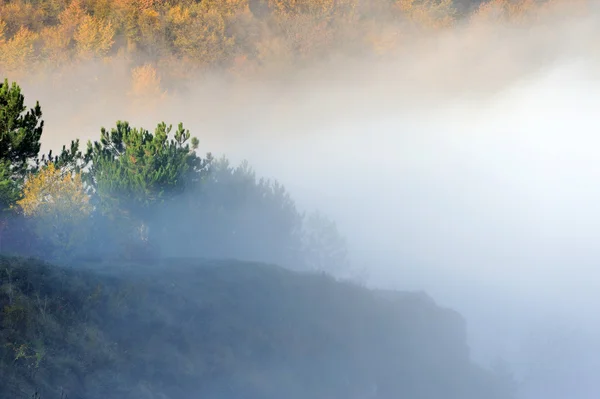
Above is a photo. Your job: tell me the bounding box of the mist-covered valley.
[2,0,600,397]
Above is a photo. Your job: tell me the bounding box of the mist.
[11,1,600,397]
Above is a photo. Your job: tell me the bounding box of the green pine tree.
[0,79,44,212]
[0,79,43,174]
[83,120,208,245]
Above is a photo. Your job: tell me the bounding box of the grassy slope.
[0,256,513,399]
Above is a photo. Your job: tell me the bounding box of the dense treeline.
[0,0,580,86]
[0,78,353,277]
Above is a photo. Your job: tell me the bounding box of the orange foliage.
[0,27,39,74]
[73,15,116,58]
[468,0,576,24]
[18,163,92,219]
[200,0,249,17]
[128,63,168,112]
[58,0,87,35]
[396,0,456,29]
[0,0,590,81]
[269,0,356,19]
[17,163,92,252]
[166,4,236,64]
[0,18,6,46]
[130,63,165,97]
[41,25,72,66]
[0,1,46,37]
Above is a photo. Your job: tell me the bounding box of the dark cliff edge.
[0,256,515,399]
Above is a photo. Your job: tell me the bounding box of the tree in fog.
[0,79,43,250]
[17,162,92,258]
[0,79,43,211]
[301,210,352,276]
[83,120,209,248]
[156,156,305,266]
[0,81,354,272]
[157,156,355,276]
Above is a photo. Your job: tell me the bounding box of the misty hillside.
[3,0,597,397]
[1,256,514,399]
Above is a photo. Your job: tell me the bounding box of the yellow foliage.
[0,19,6,46]
[130,63,165,98]
[167,4,235,64]
[110,0,155,12]
[138,6,165,51]
[396,0,456,29]
[58,0,87,34]
[39,0,72,22]
[0,0,589,79]
[41,25,72,65]
[128,63,168,113]
[269,0,356,20]
[166,5,191,26]
[87,0,114,20]
[0,1,46,37]
[18,163,92,218]
[470,0,554,24]
[110,0,145,46]
[264,0,358,64]
[74,15,116,58]
[139,7,161,33]
[17,163,92,252]
[0,26,39,73]
[138,0,156,11]
[486,0,592,22]
[199,0,249,17]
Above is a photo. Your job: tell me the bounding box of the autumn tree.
[396,0,457,29]
[0,18,5,47]
[468,0,573,24]
[258,0,358,65]
[17,162,92,258]
[0,27,39,74]
[73,15,116,59]
[137,5,168,56]
[166,4,236,65]
[128,63,167,113]
[40,24,72,66]
[0,0,46,39]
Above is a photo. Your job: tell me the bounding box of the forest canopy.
[0,0,579,88]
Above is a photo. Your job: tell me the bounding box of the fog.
[14,2,600,397]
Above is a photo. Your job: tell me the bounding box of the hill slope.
[0,256,514,399]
